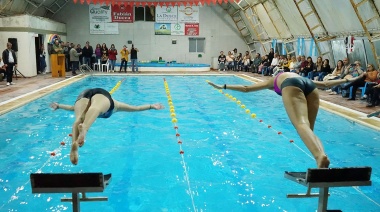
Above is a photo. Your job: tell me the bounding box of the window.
[189,37,205,53]
[134,6,155,22]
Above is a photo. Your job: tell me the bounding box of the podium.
[50,54,66,77]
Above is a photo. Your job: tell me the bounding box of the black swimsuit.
[76,88,114,118]
[280,77,317,96]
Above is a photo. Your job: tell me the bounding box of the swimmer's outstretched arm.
[113,100,164,112]
[50,102,74,111]
[208,79,273,93]
[313,76,361,88]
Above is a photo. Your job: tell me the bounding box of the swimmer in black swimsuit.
[50,88,164,165]
[208,73,360,168]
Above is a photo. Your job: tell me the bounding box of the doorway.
[35,34,44,74]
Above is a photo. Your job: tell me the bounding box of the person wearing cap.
[120,45,129,72]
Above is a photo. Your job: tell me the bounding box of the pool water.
[0,76,379,211]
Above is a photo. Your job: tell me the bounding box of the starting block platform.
[285,167,372,212]
[30,172,111,212]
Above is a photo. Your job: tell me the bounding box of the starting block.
[285,167,372,212]
[30,173,111,212]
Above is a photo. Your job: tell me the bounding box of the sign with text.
[89,4,111,23]
[171,23,185,35]
[90,22,105,34]
[178,6,199,23]
[185,23,199,36]
[156,6,178,23]
[111,4,133,23]
[154,23,171,35]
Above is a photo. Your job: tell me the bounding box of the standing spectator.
[242,51,251,72]
[101,43,109,65]
[251,53,262,73]
[232,48,238,70]
[76,44,83,65]
[268,48,274,64]
[69,43,82,76]
[119,45,129,72]
[39,44,47,74]
[82,41,93,67]
[130,44,139,73]
[94,44,102,62]
[217,51,226,71]
[51,39,63,54]
[63,42,71,72]
[235,53,243,71]
[2,42,17,86]
[0,58,6,80]
[108,44,118,72]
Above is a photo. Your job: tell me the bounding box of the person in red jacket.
[108,44,118,72]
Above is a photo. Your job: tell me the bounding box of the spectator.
[318,59,331,81]
[232,48,238,70]
[366,82,380,107]
[266,53,279,76]
[243,51,251,72]
[235,53,243,72]
[344,63,378,101]
[299,55,308,76]
[94,44,102,62]
[226,51,235,71]
[51,39,63,54]
[289,56,298,73]
[119,45,129,72]
[300,57,315,77]
[130,44,139,73]
[38,44,47,74]
[268,48,274,64]
[101,43,109,65]
[63,42,71,72]
[0,58,6,80]
[82,41,93,67]
[2,42,17,86]
[69,43,82,76]
[76,44,83,65]
[259,55,270,74]
[108,44,118,72]
[308,56,323,80]
[217,51,226,71]
[251,53,262,73]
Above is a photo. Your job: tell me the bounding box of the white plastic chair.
[93,59,101,72]
[101,60,110,72]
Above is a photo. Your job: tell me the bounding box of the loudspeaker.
[8,38,18,52]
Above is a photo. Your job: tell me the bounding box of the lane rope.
[206,80,380,208]
[164,78,197,212]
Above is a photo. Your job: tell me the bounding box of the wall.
[52,3,248,65]
[0,15,66,77]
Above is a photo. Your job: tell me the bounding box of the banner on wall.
[155,23,171,35]
[178,6,199,23]
[90,23,119,34]
[111,4,133,23]
[156,6,178,23]
[89,4,112,23]
[171,23,185,35]
[185,23,199,36]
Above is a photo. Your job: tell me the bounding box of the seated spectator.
[259,55,270,74]
[235,53,243,72]
[364,65,380,101]
[251,53,262,73]
[226,51,235,71]
[341,60,364,79]
[289,56,299,73]
[242,51,251,72]
[298,55,308,76]
[325,60,346,95]
[0,58,6,80]
[318,59,331,81]
[273,55,286,74]
[218,51,226,71]
[300,57,315,77]
[282,55,291,72]
[266,53,279,76]
[343,63,379,100]
[366,81,380,107]
[308,56,323,80]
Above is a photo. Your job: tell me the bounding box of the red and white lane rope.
[164,78,197,212]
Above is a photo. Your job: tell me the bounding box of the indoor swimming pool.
[0,75,379,211]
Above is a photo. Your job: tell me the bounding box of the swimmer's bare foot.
[70,142,79,165]
[316,155,330,168]
[77,124,87,147]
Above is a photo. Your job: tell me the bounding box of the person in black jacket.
[82,41,93,67]
[2,42,17,86]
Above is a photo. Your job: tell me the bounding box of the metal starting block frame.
[285,167,372,212]
[30,173,111,212]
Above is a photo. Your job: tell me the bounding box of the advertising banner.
[185,23,199,36]
[155,23,171,35]
[111,4,133,23]
[171,23,185,35]
[178,6,199,23]
[156,6,178,23]
[89,4,111,23]
[90,22,105,34]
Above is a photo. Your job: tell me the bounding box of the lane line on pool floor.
[163,78,197,212]
[206,79,380,209]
